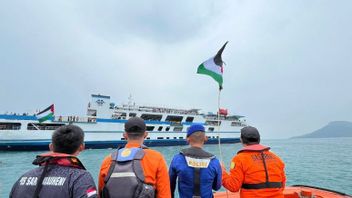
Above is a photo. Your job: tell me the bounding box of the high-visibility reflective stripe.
[110,172,136,178]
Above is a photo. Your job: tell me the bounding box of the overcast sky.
[1,0,351,138]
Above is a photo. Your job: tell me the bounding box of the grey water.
[1,137,351,197]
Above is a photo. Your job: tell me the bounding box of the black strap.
[193,168,201,198]
[33,157,51,198]
[132,158,145,183]
[260,151,270,185]
[104,151,118,184]
[241,151,282,190]
[102,152,118,198]
[242,182,282,189]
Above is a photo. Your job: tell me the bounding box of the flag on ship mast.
[36,104,54,123]
[197,41,228,90]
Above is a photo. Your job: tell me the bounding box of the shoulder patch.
[230,161,235,169]
[121,148,131,157]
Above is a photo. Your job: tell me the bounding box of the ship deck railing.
[114,106,199,115]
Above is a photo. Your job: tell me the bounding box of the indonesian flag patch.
[86,187,97,197]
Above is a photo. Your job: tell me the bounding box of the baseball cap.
[240,126,260,144]
[124,117,146,133]
[187,124,205,137]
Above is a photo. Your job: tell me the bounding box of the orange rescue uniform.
[98,142,171,198]
[222,144,286,198]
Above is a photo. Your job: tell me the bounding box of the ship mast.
[128,94,135,111]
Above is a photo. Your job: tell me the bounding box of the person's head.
[49,125,85,155]
[124,117,148,141]
[186,124,207,147]
[240,126,260,145]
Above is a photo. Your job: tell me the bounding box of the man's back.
[98,142,171,198]
[169,147,222,198]
[10,165,97,198]
[238,150,285,197]
[222,145,286,198]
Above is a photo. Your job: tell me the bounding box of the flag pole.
[217,88,224,162]
[217,87,229,198]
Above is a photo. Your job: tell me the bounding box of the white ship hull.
[0,94,246,150]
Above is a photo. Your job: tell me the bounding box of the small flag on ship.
[36,104,54,123]
[197,41,228,90]
[218,108,228,116]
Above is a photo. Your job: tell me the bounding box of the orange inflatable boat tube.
[214,185,351,198]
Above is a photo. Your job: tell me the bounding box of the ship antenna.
[128,94,133,107]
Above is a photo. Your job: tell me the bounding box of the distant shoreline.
[291,121,352,139]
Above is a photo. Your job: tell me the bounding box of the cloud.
[0,0,351,138]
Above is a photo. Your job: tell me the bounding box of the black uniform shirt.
[10,165,97,198]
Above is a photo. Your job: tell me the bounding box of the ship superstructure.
[0,94,246,150]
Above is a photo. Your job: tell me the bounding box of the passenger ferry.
[0,94,247,151]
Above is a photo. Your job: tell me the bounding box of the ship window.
[170,122,182,126]
[87,117,96,123]
[173,137,177,139]
[0,122,21,130]
[179,137,184,139]
[146,126,155,131]
[146,137,150,140]
[185,117,194,122]
[121,138,126,140]
[231,121,241,126]
[141,114,162,121]
[207,136,211,138]
[112,112,126,120]
[27,123,65,130]
[205,120,221,126]
[129,113,137,118]
[208,127,215,132]
[87,109,97,116]
[165,115,183,122]
[158,126,163,131]
[166,127,170,131]
[157,137,164,139]
[212,136,215,138]
[166,137,170,139]
[174,126,183,132]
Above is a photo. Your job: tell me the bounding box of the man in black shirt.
[10,125,97,198]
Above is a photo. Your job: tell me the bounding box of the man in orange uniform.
[98,117,171,198]
[222,126,286,198]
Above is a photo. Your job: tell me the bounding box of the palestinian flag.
[36,104,54,123]
[197,41,228,90]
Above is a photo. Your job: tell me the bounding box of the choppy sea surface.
[1,137,351,197]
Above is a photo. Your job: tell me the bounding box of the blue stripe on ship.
[0,138,240,151]
[0,114,37,120]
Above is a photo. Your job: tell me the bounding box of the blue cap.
[187,124,205,137]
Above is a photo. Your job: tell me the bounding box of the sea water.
[1,137,351,197]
